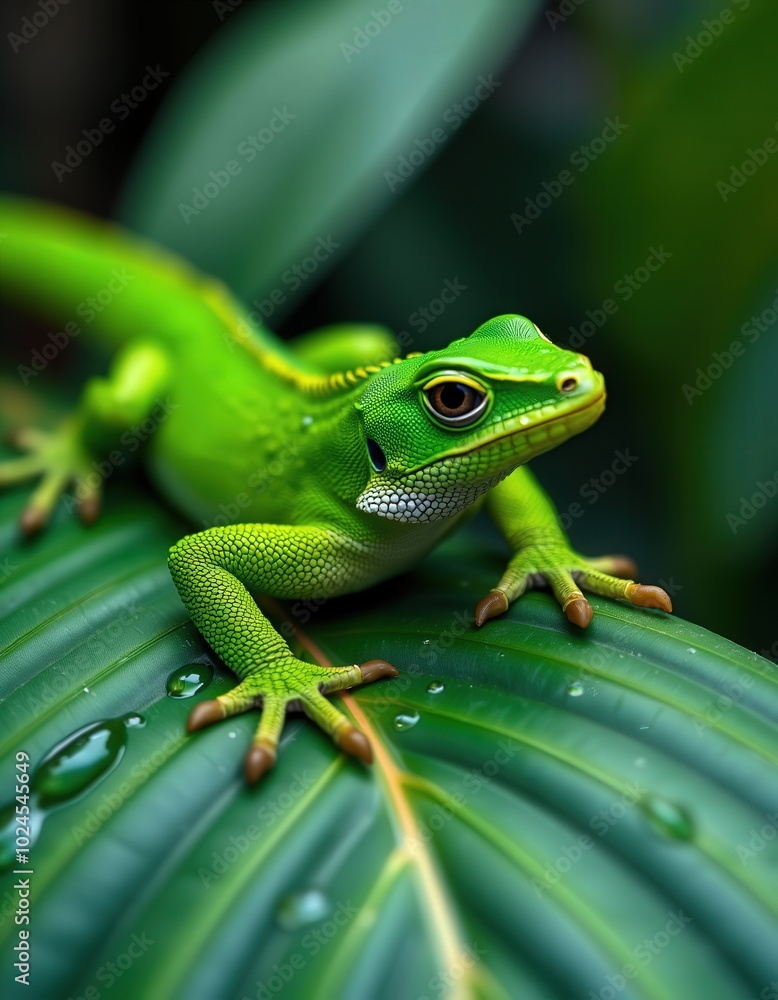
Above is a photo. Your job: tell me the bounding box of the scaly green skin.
[0,198,672,781]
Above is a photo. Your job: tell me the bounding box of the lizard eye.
[422,375,488,427]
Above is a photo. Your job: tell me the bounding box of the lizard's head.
[356,314,605,522]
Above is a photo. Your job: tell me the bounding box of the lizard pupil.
[367,438,386,472]
[425,381,486,423]
[440,383,467,412]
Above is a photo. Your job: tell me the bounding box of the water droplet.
[122,713,145,729]
[228,731,236,739]
[422,639,431,646]
[426,681,444,695]
[301,415,314,427]
[640,796,694,841]
[393,712,420,731]
[83,686,90,693]
[33,720,127,809]
[687,647,697,654]
[166,662,213,699]
[567,680,584,697]
[277,889,329,930]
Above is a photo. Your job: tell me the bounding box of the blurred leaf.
[1,485,776,999]
[571,3,778,640]
[119,0,534,315]
[696,277,778,556]
[577,1,778,368]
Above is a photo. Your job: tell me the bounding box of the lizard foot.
[1,418,100,533]
[187,657,398,783]
[474,547,672,629]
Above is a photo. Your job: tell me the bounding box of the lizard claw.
[625,583,673,613]
[563,596,593,629]
[338,725,372,764]
[244,741,276,784]
[474,590,509,627]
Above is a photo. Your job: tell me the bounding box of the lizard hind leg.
[289,323,400,373]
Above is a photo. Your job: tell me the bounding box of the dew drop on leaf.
[166,662,213,698]
[276,889,330,930]
[393,712,420,731]
[567,680,584,698]
[427,681,444,695]
[640,796,694,841]
[122,713,145,729]
[33,719,127,810]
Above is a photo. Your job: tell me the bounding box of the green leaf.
[119,0,533,312]
[1,485,776,999]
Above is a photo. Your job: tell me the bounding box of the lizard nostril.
[559,376,578,393]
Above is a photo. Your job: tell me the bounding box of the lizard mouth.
[412,389,607,473]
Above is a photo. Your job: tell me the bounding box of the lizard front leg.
[167,523,397,782]
[476,466,672,628]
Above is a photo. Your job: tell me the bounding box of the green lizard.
[0,198,671,782]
